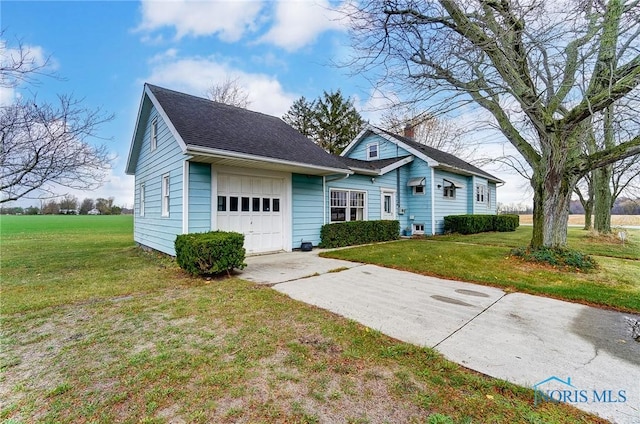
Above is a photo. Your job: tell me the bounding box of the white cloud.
[137,0,264,41]
[259,0,353,51]
[144,56,297,116]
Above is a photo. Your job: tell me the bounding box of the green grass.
[322,226,640,312]
[0,215,605,422]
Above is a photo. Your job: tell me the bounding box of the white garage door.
[216,173,285,254]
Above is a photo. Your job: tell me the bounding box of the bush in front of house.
[175,231,246,276]
[319,220,400,248]
[444,214,519,234]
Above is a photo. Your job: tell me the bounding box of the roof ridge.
[145,82,284,122]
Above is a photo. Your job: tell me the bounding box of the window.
[161,174,170,217]
[262,198,271,212]
[230,197,239,212]
[140,184,145,217]
[252,197,260,212]
[217,196,226,212]
[330,189,366,222]
[384,194,392,214]
[151,118,158,151]
[443,186,456,198]
[241,197,250,212]
[272,198,280,212]
[413,185,425,195]
[476,184,486,203]
[413,223,425,234]
[367,143,379,159]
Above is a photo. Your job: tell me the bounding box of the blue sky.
[2,0,531,208]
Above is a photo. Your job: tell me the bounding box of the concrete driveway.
[241,251,640,424]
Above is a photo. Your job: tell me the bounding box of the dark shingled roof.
[147,84,349,171]
[335,156,412,173]
[375,127,502,182]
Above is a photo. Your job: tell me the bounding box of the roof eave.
[186,145,352,176]
[436,164,504,184]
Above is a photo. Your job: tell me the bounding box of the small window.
[367,143,378,159]
[476,185,486,203]
[252,197,260,212]
[230,197,239,212]
[384,195,392,214]
[443,186,456,199]
[272,198,280,212]
[241,197,250,212]
[413,185,425,195]
[161,174,170,217]
[262,198,271,212]
[151,118,158,151]
[413,224,425,234]
[140,184,145,217]
[217,196,226,212]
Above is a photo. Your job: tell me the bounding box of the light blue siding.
[348,134,412,161]
[470,177,497,215]
[134,105,185,255]
[292,174,324,247]
[188,162,212,233]
[405,160,433,234]
[433,171,470,233]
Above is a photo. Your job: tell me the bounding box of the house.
[125,84,502,256]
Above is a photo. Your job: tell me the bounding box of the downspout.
[431,167,435,235]
[323,176,326,224]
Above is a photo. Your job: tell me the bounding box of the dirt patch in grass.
[1,278,604,423]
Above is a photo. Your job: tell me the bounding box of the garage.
[216,172,287,254]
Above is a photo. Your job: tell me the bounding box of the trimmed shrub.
[444,214,519,234]
[493,214,520,232]
[175,231,246,276]
[319,220,400,248]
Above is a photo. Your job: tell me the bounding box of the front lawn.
[322,227,640,313]
[0,215,605,423]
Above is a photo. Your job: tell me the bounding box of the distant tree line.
[498,197,640,216]
[0,195,132,215]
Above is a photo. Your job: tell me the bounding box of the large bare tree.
[349,0,640,249]
[1,95,112,203]
[205,76,251,108]
[1,33,112,203]
[380,109,473,160]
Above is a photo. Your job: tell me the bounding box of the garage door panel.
[217,173,286,253]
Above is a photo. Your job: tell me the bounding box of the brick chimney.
[403,123,415,139]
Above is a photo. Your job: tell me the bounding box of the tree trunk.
[530,157,577,249]
[593,105,615,234]
[593,164,613,233]
[583,199,593,230]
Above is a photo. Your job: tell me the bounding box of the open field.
[519,214,640,226]
[0,215,605,423]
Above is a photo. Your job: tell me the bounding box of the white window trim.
[413,185,425,195]
[330,188,367,223]
[161,174,170,217]
[413,223,425,235]
[140,183,145,217]
[150,118,158,151]
[476,184,487,203]
[366,142,379,160]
